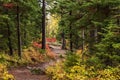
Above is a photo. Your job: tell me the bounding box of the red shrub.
[32,41,56,59]
[3,3,14,8]
[46,38,56,43]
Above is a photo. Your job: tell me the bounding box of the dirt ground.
[9,67,50,80]
[8,45,66,80]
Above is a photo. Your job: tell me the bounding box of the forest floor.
[8,45,66,80]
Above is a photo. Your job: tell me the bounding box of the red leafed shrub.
[32,42,56,59]
[33,42,42,48]
[46,38,56,43]
[52,38,56,42]
[3,3,14,8]
[46,47,56,59]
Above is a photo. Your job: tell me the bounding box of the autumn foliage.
[46,38,56,43]
[33,38,56,59]
[3,3,14,8]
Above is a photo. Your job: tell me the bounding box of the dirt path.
[8,45,66,80]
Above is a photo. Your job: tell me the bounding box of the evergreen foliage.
[0,0,42,54]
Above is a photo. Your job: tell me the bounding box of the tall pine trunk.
[82,28,85,50]
[69,11,73,52]
[81,28,85,62]
[61,32,66,49]
[117,18,120,26]
[7,21,13,56]
[17,4,22,58]
[42,0,46,49]
[89,28,95,54]
[95,28,98,43]
[97,26,102,42]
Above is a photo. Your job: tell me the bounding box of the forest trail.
[8,45,66,80]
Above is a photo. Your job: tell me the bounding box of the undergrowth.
[0,46,51,79]
[46,52,120,80]
[0,64,14,80]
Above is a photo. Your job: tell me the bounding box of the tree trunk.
[95,28,98,43]
[117,18,120,26]
[17,4,22,58]
[69,11,73,52]
[23,27,27,46]
[81,28,85,62]
[42,0,46,49]
[61,32,66,49]
[82,28,85,50]
[97,26,102,42]
[89,28,95,54]
[7,21,13,56]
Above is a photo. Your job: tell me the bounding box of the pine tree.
[96,22,120,67]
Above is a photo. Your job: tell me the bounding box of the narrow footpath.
[8,45,66,80]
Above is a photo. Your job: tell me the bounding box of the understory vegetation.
[0,46,56,79]
[46,0,120,80]
[46,52,120,80]
[0,0,120,80]
[0,64,14,80]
